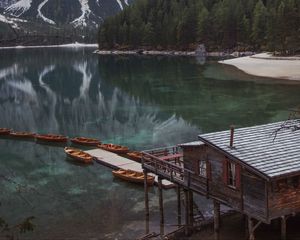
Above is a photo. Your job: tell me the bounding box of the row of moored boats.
[0,128,153,185]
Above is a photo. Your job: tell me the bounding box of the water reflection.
[0,48,199,150]
[97,55,300,131]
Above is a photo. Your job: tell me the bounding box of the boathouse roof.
[198,120,300,180]
[178,141,204,147]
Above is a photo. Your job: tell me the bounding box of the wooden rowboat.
[126,151,143,162]
[10,131,36,138]
[71,137,101,146]
[36,134,68,142]
[64,147,94,164]
[0,128,11,135]
[112,169,155,185]
[98,143,129,154]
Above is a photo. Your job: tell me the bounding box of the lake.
[0,47,300,239]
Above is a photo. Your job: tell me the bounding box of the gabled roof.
[198,120,300,180]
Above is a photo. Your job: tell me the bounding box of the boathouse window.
[223,159,241,189]
[198,160,206,177]
[228,162,236,187]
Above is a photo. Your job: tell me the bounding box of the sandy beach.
[220,53,300,81]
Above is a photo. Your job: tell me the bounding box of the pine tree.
[98,0,300,54]
[252,0,267,49]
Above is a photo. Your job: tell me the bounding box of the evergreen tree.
[98,0,300,54]
[252,0,267,49]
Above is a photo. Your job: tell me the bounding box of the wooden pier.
[85,148,175,188]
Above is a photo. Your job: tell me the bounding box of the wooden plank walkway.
[85,148,175,189]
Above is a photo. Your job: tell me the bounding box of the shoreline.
[220,53,300,81]
[94,49,255,57]
[0,42,98,50]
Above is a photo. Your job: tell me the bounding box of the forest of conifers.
[98,0,300,53]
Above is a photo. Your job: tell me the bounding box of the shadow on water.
[35,140,68,148]
[69,143,98,150]
[65,157,94,167]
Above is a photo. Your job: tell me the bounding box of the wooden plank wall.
[243,170,267,219]
[183,145,269,222]
[206,147,242,209]
[182,145,207,194]
[269,177,300,219]
[183,145,205,172]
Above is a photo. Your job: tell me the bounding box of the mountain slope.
[0,0,133,45]
[1,0,132,27]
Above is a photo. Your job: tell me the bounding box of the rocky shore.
[94,49,255,57]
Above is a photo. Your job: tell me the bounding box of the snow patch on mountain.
[71,0,92,27]
[116,0,124,10]
[37,0,56,25]
[0,13,27,29]
[4,0,32,17]
[0,0,17,9]
[1,0,132,33]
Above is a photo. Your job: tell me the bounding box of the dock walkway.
[85,148,174,188]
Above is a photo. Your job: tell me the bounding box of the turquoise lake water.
[0,47,300,239]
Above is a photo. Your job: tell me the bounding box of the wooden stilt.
[177,185,181,226]
[184,189,190,236]
[244,215,248,238]
[188,190,194,232]
[160,222,165,236]
[143,170,149,217]
[281,216,286,240]
[249,218,261,240]
[145,215,149,234]
[248,217,255,240]
[158,177,164,225]
[213,200,220,233]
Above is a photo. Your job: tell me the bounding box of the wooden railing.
[142,151,185,185]
[145,145,182,156]
[142,147,208,194]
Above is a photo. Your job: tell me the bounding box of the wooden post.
[188,190,194,232]
[160,222,165,236]
[213,200,220,233]
[177,185,181,226]
[281,216,286,240]
[184,189,190,236]
[248,217,255,240]
[145,215,149,234]
[244,215,248,238]
[143,170,149,217]
[158,177,164,225]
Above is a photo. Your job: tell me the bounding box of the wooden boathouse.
[142,120,300,239]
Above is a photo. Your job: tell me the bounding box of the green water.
[0,48,300,239]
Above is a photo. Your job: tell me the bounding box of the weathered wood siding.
[269,177,300,219]
[243,170,267,220]
[206,147,242,210]
[183,145,205,171]
[182,145,207,194]
[183,145,269,222]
